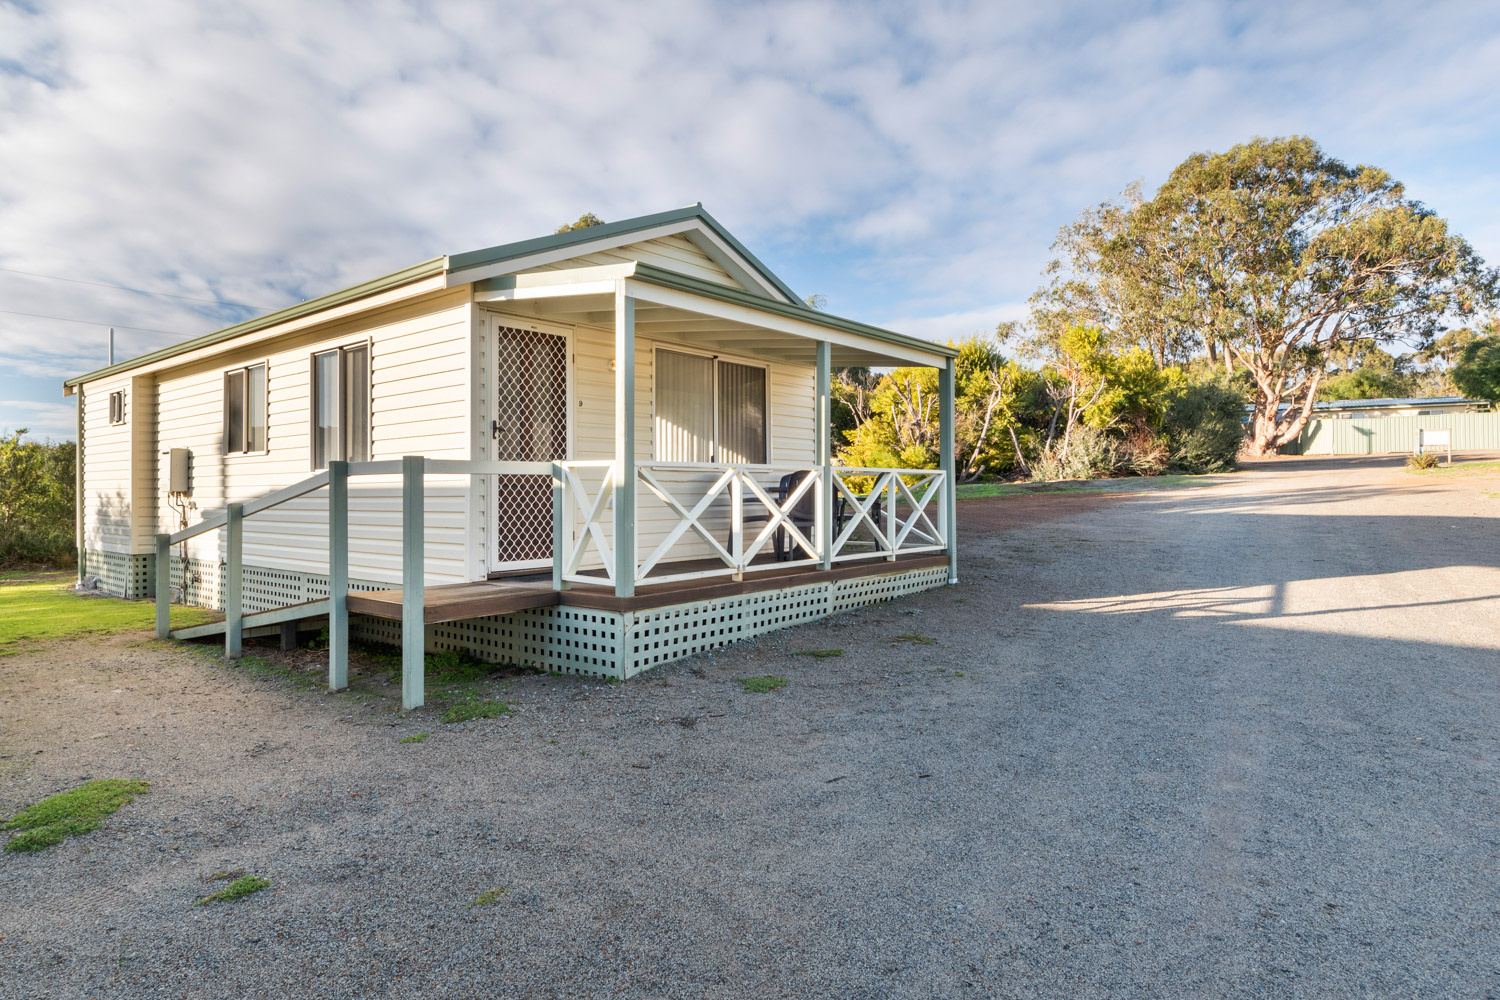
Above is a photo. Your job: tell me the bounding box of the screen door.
[492,323,569,569]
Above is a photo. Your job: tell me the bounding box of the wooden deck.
[343,552,949,621]
[347,579,559,623]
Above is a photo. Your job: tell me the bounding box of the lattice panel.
[87,550,153,599]
[170,555,222,610]
[429,607,624,679]
[351,614,402,646]
[495,325,568,565]
[128,554,153,599]
[625,582,833,677]
[832,565,951,612]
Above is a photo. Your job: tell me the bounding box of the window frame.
[651,344,771,466]
[222,360,269,457]
[108,390,126,426]
[309,340,372,470]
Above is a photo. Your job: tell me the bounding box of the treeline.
[833,330,1245,482]
[0,430,76,568]
[835,135,1500,480]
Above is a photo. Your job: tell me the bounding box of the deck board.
[347,580,560,623]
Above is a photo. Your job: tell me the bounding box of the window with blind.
[311,344,369,469]
[654,349,767,464]
[223,362,267,454]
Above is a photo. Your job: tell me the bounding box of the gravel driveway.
[1,455,1497,998]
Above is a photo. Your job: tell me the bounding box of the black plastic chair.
[771,470,859,561]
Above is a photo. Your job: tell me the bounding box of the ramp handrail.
[155,457,562,713]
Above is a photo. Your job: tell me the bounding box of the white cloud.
[3,0,1500,434]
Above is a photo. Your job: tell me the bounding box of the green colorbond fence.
[1284,411,1500,455]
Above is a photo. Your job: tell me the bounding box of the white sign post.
[1415,428,1452,465]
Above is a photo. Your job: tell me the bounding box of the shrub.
[1032,424,1121,481]
[1161,377,1244,473]
[1407,452,1441,470]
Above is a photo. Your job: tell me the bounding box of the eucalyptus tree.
[1034,137,1496,454]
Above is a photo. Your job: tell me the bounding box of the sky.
[3,0,1500,440]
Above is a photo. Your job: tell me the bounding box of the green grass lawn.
[0,572,216,653]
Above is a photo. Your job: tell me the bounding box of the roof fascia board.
[626,264,956,364]
[445,219,704,288]
[685,205,801,304]
[66,268,449,388]
[622,275,951,368]
[444,204,798,303]
[447,205,707,272]
[678,227,789,303]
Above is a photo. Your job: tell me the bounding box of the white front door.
[491,320,571,571]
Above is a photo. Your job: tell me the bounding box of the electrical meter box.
[168,448,192,495]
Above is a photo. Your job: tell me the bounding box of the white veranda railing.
[557,460,948,586]
[830,467,947,563]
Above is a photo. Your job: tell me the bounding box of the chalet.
[64,206,959,708]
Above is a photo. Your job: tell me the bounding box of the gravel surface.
[1,454,1497,999]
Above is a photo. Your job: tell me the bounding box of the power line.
[0,264,270,310]
[0,307,195,338]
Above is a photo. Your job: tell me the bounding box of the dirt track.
[1,455,1497,998]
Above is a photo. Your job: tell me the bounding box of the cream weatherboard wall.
[151,288,475,607]
[79,372,157,596]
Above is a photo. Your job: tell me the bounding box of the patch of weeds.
[1407,452,1442,470]
[196,874,271,905]
[796,649,843,660]
[229,653,321,691]
[892,633,937,645]
[441,697,512,724]
[737,675,787,694]
[472,886,509,907]
[954,671,965,677]
[2,778,150,852]
[400,732,430,744]
[378,646,506,691]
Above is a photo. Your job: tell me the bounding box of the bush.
[1407,452,1442,470]
[0,430,76,569]
[1161,377,1244,473]
[1032,424,1120,481]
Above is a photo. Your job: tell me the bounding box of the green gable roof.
[446,203,802,304]
[65,205,950,389]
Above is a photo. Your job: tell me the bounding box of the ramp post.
[225,502,243,659]
[401,456,425,710]
[328,460,349,692]
[154,533,170,638]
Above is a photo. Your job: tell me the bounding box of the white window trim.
[650,342,772,467]
[309,339,372,470]
[108,390,126,426]
[222,359,270,458]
